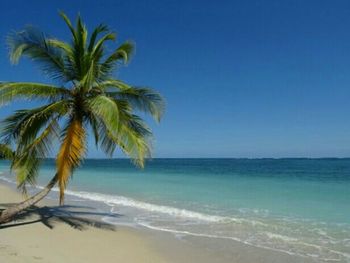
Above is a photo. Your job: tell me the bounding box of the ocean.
[1,158,349,262]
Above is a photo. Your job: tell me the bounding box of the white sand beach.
[0,183,167,263]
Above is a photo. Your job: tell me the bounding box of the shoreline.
[0,180,324,263]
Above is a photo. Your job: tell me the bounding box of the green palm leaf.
[88,24,109,52]
[99,79,165,121]
[7,27,70,81]
[99,41,134,78]
[115,110,152,168]
[0,82,71,105]
[88,97,152,167]
[107,87,165,122]
[0,144,14,160]
[87,95,120,132]
[1,100,69,145]
[13,119,60,191]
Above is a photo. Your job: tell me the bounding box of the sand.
[0,184,167,263]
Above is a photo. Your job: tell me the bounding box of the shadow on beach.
[0,204,121,231]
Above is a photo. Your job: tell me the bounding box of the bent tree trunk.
[0,174,58,224]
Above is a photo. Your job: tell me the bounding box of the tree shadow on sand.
[0,204,121,231]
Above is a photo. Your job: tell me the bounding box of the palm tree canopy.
[0,12,165,204]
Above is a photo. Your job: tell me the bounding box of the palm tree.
[0,12,164,223]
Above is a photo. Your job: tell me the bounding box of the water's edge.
[1,173,349,263]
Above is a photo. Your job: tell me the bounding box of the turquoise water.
[1,158,350,261]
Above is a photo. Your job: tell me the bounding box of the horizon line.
[22,157,350,160]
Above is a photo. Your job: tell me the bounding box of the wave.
[136,222,350,261]
[0,175,15,184]
[0,175,246,223]
[57,189,230,223]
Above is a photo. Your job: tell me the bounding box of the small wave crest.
[57,189,229,223]
[0,175,15,184]
[0,176,249,224]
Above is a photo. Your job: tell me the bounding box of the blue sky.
[1,0,350,158]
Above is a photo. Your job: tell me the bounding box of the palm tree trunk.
[0,174,58,224]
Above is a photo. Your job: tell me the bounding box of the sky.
[1,0,350,158]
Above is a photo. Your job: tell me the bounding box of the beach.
[0,183,168,263]
[1,159,349,262]
[0,182,321,263]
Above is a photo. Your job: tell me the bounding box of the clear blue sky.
[1,0,350,158]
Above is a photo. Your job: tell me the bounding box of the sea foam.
[56,188,229,223]
[0,176,244,223]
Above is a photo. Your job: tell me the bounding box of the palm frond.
[1,109,40,144]
[91,33,116,60]
[88,115,116,156]
[87,95,120,131]
[99,79,165,121]
[24,118,60,158]
[88,24,109,52]
[16,101,67,149]
[13,119,60,191]
[46,38,73,55]
[99,41,134,78]
[56,118,86,204]
[76,15,88,50]
[59,11,76,40]
[12,154,40,194]
[88,112,100,147]
[0,144,14,160]
[117,111,152,168]
[88,97,152,167]
[98,79,132,91]
[80,60,95,90]
[107,86,165,122]
[1,100,69,145]
[0,82,71,105]
[7,27,70,81]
